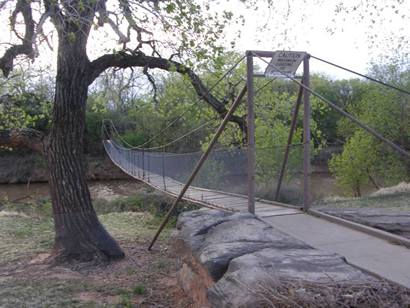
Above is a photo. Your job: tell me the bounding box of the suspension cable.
[132,118,218,151]
[252,52,410,160]
[255,76,282,95]
[138,76,279,151]
[106,117,219,152]
[310,55,410,96]
[107,55,246,149]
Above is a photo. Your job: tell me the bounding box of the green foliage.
[251,82,321,186]
[2,43,408,201]
[329,131,378,196]
[0,93,51,131]
[0,69,53,143]
[329,64,410,195]
[133,284,146,295]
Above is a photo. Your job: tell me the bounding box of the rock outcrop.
[174,209,384,307]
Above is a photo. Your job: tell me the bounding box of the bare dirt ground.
[0,182,194,307]
[0,238,192,307]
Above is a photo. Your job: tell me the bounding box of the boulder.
[207,248,374,307]
[175,209,383,308]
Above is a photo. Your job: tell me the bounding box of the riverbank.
[0,180,143,202]
[0,151,130,184]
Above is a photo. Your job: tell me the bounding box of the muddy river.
[0,172,350,203]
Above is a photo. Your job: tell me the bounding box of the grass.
[93,188,198,218]
[0,202,170,266]
[0,212,54,265]
[0,279,88,308]
[253,278,410,308]
[0,186,195,307]
[313,181,410,211]
[315,191,410,211]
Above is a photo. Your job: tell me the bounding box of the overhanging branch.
[0,0,35,77]
[88,51,246,132]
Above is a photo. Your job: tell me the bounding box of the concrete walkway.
[263,213,410,288]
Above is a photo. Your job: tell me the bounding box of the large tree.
[0,0,247,261]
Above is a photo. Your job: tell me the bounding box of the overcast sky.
[225,0,409,78]
[0,0,409,80]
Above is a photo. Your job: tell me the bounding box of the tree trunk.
[47,33,124,261]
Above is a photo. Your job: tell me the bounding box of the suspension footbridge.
[103,50,410,288]
[103,135,410,288]
[104,139,300,217]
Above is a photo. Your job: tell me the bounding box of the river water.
[0,172,349,204]
[0,180,144,202]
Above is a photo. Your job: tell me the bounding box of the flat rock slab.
[175,209,390,307]
[208,248,374,307]
[318,207,410,239]
[177,210,310,280]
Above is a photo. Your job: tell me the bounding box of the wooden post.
[148,86,247,250]
[142,149,145,179]
[246,51,256,214]
[162,150,166,190]
[275,83,304,201]
[303,55,311,211]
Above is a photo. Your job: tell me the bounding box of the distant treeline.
[1,54,409,196]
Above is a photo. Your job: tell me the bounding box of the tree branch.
[0,0,35,77]
[143,66,159,104]
[0,129,46,153]
[88,51,246,132]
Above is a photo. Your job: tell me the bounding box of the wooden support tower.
[303,55,311,211]
[246,51,256,214]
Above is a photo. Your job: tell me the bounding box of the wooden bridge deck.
[105,140,300,218]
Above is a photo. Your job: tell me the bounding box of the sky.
[0,0,409,80]
[224,0,410,79]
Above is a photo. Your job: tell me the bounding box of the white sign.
[264,51,306,78]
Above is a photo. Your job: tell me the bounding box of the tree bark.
[47,31,124,261]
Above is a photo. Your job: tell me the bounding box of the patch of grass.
[118,289,133,307]
[0,278,85,308]
[0,209,172,266]
[0,213,54,265]
[93,188,198,220]
[254,278,410,308]
[133,284,145,295]
[99,211,172,241]
[0,206,174,266]
[0,185,196,266]
[315,191,410,211]
[0,198,53,218]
